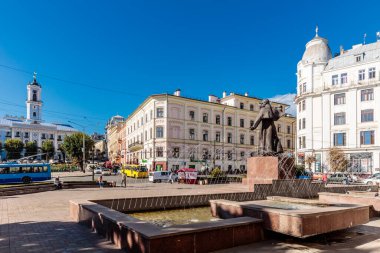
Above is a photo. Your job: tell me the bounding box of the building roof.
[301,35,332,64]
[0,118,77,132]
[325,41,380,71]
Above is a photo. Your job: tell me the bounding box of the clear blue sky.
[1,0,379,134]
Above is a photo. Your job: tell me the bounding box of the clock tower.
[26,72,43,124]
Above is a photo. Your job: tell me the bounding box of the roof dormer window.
[356,55,361,62]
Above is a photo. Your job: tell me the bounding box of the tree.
[61,133,94,171]
[42,140,55,160]
[4,139,24,160]
[328,148,348,173]
[305,154,316,171]
[25,141,38,157]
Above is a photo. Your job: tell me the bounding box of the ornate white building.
[0,74,78,160]
[123,90,295,172]
[295,28,380,174]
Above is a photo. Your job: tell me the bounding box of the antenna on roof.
[363,33,367,45]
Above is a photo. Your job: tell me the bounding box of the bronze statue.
[250,99,283,155]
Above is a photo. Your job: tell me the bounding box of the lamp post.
[68,121,86,173]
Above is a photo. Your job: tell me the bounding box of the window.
[360,131,375,145]
[369,67,376,79]
[302,136,306,148]
[32,90,37,101]
[299,84,302,94]
[203,130,208,141]
[41,133,46,139]
[250,135,254,145]
[227,133,232,143]
[150,110,153,120]
[227,117,232,126]
[287,126,291,134]
[240,151,245,157]
[215,115,221,125]
[189,129,195,140]
[334,112,346,125]
[157,108,164,118]
[250,104,254,111]
[240,103,244,109]
[302,118,306,129]
[189,111,195,120]
[298,102,301,112]
[277,125,281,133]
[215,131,221,142]
[333,133,346,146]
[240,119,244,128]
[215,149,221,160]
[150,128,153,139]
[302,83,306,93]
[145,131,148,141]
[332,75,339,85]
[358,69,365,81]
[173,147,180,158]
[202,149,209,160]
[156,147,164,157]
[227,151,232,160]
[240,134,245,144]
[334,93,346,105]
[156,126,164,138]
[33,112,36,117]
[50,134,54,140]
[356,55,362,62]
[361,89,374,101]
[361,109,374,122]
[250,120,254,127]
[287,139,291,149]
[298,119,301,130]
[341,73,347,84]
[203,113,208,123]
[302,100,306,110]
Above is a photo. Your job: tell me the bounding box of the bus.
[0,163,52,184]
[122,164,148,178]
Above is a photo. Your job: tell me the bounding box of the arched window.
[33,112,36,117]
[32,90,37,101]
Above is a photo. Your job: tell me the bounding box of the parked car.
[149,171,172,183]
[312,173,324,181]
[363,174,380,185]
[94,167,103,175]
[101,168,112,176]
[327,173,353,184]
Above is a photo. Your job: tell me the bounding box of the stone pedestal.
[243,156,294,191]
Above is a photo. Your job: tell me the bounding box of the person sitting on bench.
[54,177,62,190]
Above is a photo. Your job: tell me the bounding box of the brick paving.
[1,182,380,253]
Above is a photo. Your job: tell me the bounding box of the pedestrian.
[98,175,103,188]
[54,176,62,190]
[169,171,174,184]
[121,173,127,188]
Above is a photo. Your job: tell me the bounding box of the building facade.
[0,74,78,160]
[105,115,125,163]
[295,28,380,174]
[123,90,295,172]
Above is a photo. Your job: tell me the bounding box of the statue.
[250,99,284,155]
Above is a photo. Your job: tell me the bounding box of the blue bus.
[0,163,51,184]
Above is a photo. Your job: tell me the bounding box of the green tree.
[4,139,24,160]
[42,140,55,160]
[61,133,94,171]
[25,141,38,157]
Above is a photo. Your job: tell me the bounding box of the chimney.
[208,95,218,103]
[340,45,344,55]
[244,92,249,97]
[222,91,227,98]
[174,89,181,96]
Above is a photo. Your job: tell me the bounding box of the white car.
[149,171,171,183]
[363,175,380,185]
[101,168,112,176]
[94,167,103,174]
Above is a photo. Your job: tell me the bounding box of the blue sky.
[0,0,379,133]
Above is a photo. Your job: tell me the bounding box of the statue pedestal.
[243,156,294,191]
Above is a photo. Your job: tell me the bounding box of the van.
[149,171,171,183]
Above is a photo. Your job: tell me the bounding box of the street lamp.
[68,120,86,173]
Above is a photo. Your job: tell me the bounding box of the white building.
[0,74,78,160]
[123,90,295,172]
[295,28,380,174]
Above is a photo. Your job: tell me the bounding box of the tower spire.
[33,71,37,81]
[315,25,319,37]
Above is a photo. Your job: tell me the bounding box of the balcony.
[128,142,144,152]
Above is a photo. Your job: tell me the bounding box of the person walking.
[98,175,104,188]
[121,173,127,188]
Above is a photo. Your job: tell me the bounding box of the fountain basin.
[319,191,380,217]
[210,198,369,238]
[70,198,264,253]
